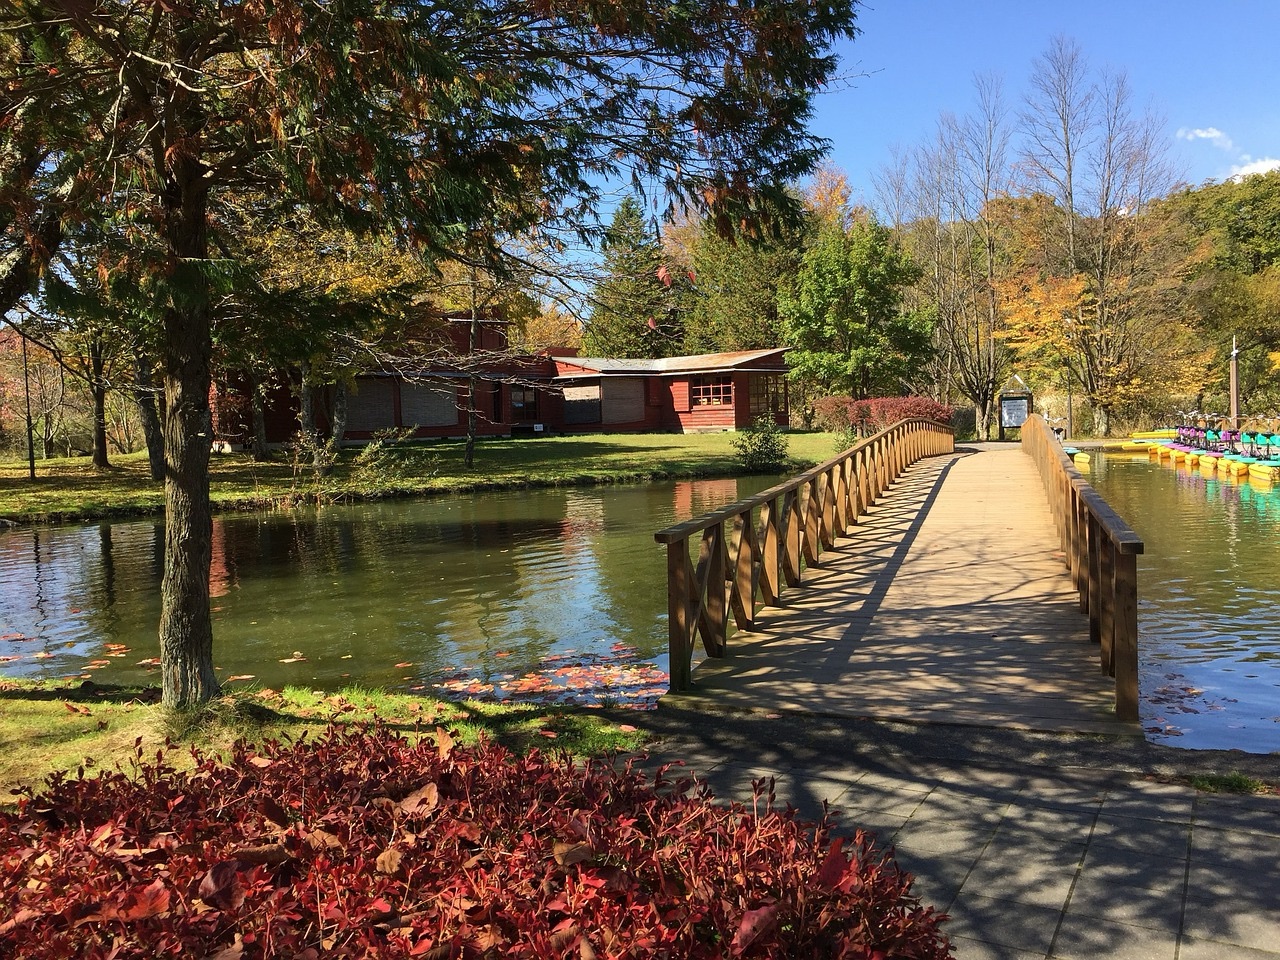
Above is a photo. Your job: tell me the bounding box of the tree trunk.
[249,374,269,461]
[133,354,165,482]
[158,154,219,709]
[319,380,347,477]
[90,336,110,469]
[1097,404,1111,438]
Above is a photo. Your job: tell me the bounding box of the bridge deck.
[666,446,1138,736]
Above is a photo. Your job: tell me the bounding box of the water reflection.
[1090,454,1280,752]
[0,479,768,705]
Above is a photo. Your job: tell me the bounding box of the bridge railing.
[654,418,954,691]
[1021,414,1144,720]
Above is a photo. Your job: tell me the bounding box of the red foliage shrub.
[814,396,954,436]
[0,728,953,959]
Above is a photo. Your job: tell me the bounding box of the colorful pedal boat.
[1248,459,1280,483]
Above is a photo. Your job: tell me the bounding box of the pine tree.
[584,198,685,358]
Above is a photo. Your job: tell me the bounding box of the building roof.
[555,348,787,377]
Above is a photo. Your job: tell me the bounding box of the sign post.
[998,389,1033,442]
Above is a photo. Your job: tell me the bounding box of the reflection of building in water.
[559,492,606,552]
[672,478,739,520]
[209,520,235,598]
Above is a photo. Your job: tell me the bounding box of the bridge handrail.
[1021,414,1144,720]
[654,417,955,690]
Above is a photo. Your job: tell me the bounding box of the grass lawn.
[0,430,844,523]
[0,679,646,806]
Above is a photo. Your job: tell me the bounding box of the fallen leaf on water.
[0,655,20,663]
[33,652,56,659]
[136,658,161,667]
[278,657,307,664]
[394,662,415,669]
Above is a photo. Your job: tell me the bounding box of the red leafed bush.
[815,395,954,436]
[0,727,953,959]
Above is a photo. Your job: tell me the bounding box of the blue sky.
[812,0,1280,206]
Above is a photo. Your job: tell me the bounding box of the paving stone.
[1088,815,1192,860]
[1193,794,1280,838]
[995,807,1098,843]
[1062,873,1185,933]
[1048,914,1178,959]
[1079,846,1189,886]
[947,934,1048,960]
[1181,898,1280,953]
[1178,936,1280,959]
[960,853,1080,910]
[944,892,1063,955]
[894,822,998,856]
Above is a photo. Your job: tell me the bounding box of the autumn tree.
[2,0,858,706]
[1016,36,1186,434]
[886,75,1018,439]
[779,216,932,398]
[1154,171,1280,413]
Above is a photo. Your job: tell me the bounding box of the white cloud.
[1229,157,1280,180]
[1177,126,1235,151]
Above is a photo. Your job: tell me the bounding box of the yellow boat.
[1248,460,1280,483]
[1219,456,1251,477]
[1121,441,1152,452]
[1131,429,1178,440]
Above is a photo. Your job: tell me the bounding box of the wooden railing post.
[666,540,692,691]
[1114,551,1140,720]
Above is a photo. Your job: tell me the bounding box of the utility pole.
[1229,335,1240,430]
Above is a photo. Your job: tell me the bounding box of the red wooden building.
[211,321,789,447]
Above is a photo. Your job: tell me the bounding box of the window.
[511,386,539,422]
[690,375,733,406]
[749,375,787,418]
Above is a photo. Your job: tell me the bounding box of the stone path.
[632,739,1280,960]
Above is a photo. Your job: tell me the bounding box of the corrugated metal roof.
[560,348,786,375]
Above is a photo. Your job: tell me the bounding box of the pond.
[0,477,769,710]
[1087,452,1280,753]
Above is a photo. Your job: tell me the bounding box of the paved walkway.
[640,446,1280,959]
[631,708,1280,960]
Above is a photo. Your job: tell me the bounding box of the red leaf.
[199,861,245,911]
[397,782,439,817]
[115,878,171,921]
[816,837,848,890]
[435,728,455,762]
[730,902,779,956]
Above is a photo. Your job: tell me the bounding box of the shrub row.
[812,396,955,436]
[1,727,952,958]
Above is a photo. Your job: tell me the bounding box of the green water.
[0,477,763,708]
[1088,453,1280,752]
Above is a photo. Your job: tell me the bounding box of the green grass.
[0,431,845,523]
[1188,772,1269,794]
[0,678,647,803]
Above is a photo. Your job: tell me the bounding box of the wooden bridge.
[654,416,1144,735]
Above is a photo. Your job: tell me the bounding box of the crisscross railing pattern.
[1022,414,1144,720]
[655,418,954,690]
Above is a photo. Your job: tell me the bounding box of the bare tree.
[1017,39,1180,435]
